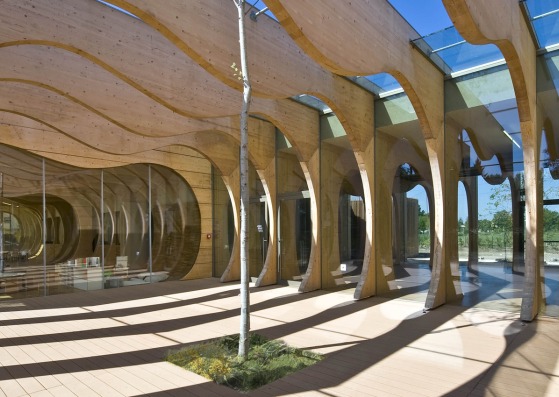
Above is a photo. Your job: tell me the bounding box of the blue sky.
[407,179,504,223]
[386,1,497,221]
[388,0,453,36]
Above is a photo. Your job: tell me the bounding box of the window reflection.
[0,146,200,299]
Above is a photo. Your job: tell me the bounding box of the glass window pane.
[375,93,433,295]
[277,132,311,282]
[446,65,526,312]
[321,126,365,289]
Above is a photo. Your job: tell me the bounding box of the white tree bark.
[233,0,251,359]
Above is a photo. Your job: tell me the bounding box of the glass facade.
[4,2,559,321]
[445,64,527,312]
[5,55,558,318]
[277,132,311,283]
[0,146,200,299]
[248,165,269,280]
[0,147,49,296]
[212,168,234,277]
[538,50,559,316]
[211,161,268,280]
[412,26,504,75]
[321,114,365,289]
[523,0,559,49]
[375,91,433,296]
[206,54,559,317]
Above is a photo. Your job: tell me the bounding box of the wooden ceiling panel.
[0,0,324,166]
[116,0,333,98]
[0,111,269,175]
[266,0,444,142]
[0,81,185,154]
[266,0,419,76]
[0,120,235,178]
[0,0,246,118]
[0,45,236,137]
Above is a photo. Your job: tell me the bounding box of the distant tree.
[418,205,429,233]
[544,208,559,232]
[492,210,512,231]
[543,151,559,199]
[487,179,513,216]
[479,219,492,232]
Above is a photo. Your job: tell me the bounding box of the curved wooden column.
[506,175,522,272]
[375,135,398,293]
[461,176,479,268]
[218,167,241,283]
[255,160,277,287]
[216,119,276,284]
[445,124,467,299]
[375,135,434,294]
[392,193,404,265]
[262,103,321,293]
[320,143,358,289]
[268,0,447,306]
[443,0,540,320]
[319,144,342,290]
[353,136,376,299]
[520,121,544,319]
[298,149,321,292]
[423,135,452,309]
[246,121,277,287]
[322,79,376,299]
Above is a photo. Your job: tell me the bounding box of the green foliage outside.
[165,333,322,392]
[414,170,559,254]
[453,209,559,252]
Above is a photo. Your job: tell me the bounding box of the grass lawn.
[166,333,322,392]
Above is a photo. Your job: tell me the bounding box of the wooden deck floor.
[1,278,558,396]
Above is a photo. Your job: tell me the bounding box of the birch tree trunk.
[0,173,3,273]
[233,0,251,360]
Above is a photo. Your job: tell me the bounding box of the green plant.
[165,333,322,391]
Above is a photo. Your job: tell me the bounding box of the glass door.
[278,195,311,282]
[249,197,268,279]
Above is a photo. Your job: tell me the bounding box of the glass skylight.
[365,73,402,95]
[247,0,277,21]
[291,94,331,113]
[522,0,559,50]
[96,0,140,20]
[349,73,403,98]
[412,26,504,76]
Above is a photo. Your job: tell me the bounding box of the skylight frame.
[95,0,141,20]
[521,0,559,52]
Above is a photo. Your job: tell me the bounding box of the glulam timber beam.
[0,106,272,170]
[266,0,443,140]
[0,45,236,137]
[442,0,540,321]
[116,0,335,99]
[267,0,447,305]
[0,0,243,118]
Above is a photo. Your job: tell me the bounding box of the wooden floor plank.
[0,278,558,396]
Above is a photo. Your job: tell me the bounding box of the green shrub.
[166,333,322,391]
